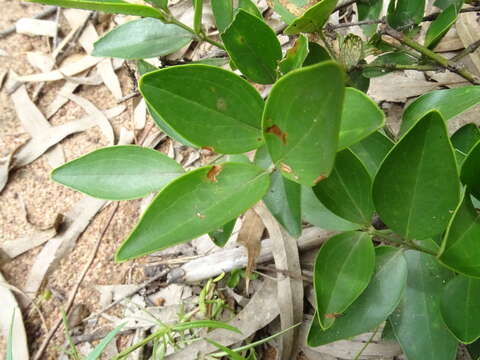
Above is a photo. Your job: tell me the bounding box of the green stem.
[358,63,439,72]
[112,327,170,359]
[382,26,480,85]
[371,230,437,256]
[353,325,380,360]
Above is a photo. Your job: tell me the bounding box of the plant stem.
[452,38,480,62]
[371,230,438,256]
[357,63,439,72]
[382,26,480,85]
[353,325,380,360]
[112,327,171,359]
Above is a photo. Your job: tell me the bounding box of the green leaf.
[6,311,13,360]
[173,319,242,333]
[313,149,374,225]
[439,189,480,277]
[347,64,370,92]
[451,123,480,155]
[468,340,480,360]
[92,19,193,60]
[254,144,302,237]
[194,0,204,34]
[434,0,464,10]
[387,0,426,29]
[362,51,418,78]
[87,323,125,360]
[441,275,480,344]
[270,0,308,24]
[314,231,375,329]
[284,0,339,35]
[116,163,270,261]
[137,60,158,75]
[205,339,246,360]
[263,61,345,186]
[401,86,480,135]
[301,186,361,231]
[389,249,457,360]
[140,64,264,154]
[373,111,460,240]
[338,87,385,150]
[145,0,167,11]
[308,246,407,346]
[357,0,383,36]
[237,0,262,18]
[209,218,237,247]
[211,0,233,32]
[279,35,309,75]
[425,3,462,49]
[25,0,164,19]
[350,131,394,178]
[51,145,184,200]
[339,34,364,70]
[303,42,331,66]
[461,141,480,198]
[221,10,282,84]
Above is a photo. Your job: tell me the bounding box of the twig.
[33,203,119,360]
[117,91,140,104]
[452,38,480,62]
[382,25,480,85]
[353,326,380,360]
[0,5,56,38]
[357,63,439,72]
[423,6,480,21]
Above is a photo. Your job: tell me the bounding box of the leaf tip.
[207,165,223,182]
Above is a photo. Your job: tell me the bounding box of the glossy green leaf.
[279,35,309,75]
[172,319,241,333]
[92,19,193,60]
[461,141,480,198]
[284,0,338,35]
[308,246,407,346]
[439,189,480,277]
[357,0,383,36]
[314,149,374,225]
[434,0,464,10]
[390,249,457,360]
[254,146,302,237]
[425,3,461,49]
[387,0,426,29]
[301,186,361,231]
[211,0,233,33]
[362,51,417,78]
[137,59,157,75]
[303,42,331,66]
[145,0,167,11]
[237,0,262,18]
[222,10,281,84]
[350,131,394,178]
[140,64,264,154]
[194,0,204,34]
[87,323,125,360]
[401,86,480,135]
[338,87,385,150]
[314,232,375,329]
[441,275,480,344]
[51,146,184,200]
[451,123,480,155]
[347,65,370,93]
[116,162,270,261]
[25,0,164,19]
[373,111,460,240]
[209,218,237,247]
[263,61,345,186]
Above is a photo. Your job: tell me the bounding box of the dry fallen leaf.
[16,18,57,37]
[255,202,303,360]
[133,98,147,131]
[236,208,265,291]
[97,59,123,100]
[0,271,29,359]
[456,12,480,74]
[0,228,57,261]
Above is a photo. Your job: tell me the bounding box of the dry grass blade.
[165,279,279,360]
[0,227,57,260]
[254,202,303,360]
[236,208,265,292]
[63,93,115,145]
[97,59,123,100]
[16,18,57,37]
[0,271,29,359]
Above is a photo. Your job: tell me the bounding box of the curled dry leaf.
[0,271,29,359]
[63,93,115,145]
[22,196,107,300]
[97,59,123,101]
[165,279,279,360]
[0,228,57,261]
[236,208,265,291]
[15,18,57,37]
[255,202,303,360]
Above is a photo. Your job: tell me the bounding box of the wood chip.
[10,83,65,167]
[16,18,57,37]
[165,279,279,360]
[255,202,303,360]
[0,271,29,359]
[63,93,115,145]
[22,196,107,300]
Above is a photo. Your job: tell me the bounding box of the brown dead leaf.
[266,124,288,145]
[456,12,480,74]
[133,98,147,131]
[207,164,223,182]
[97,59,123,100]
[16,18,57,37]
[236,208,265,291]
[0,228,57,261]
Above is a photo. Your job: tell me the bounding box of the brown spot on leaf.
[202,146,215,153]
[207,165,222,183]
[197,212,206,219]
[313,174,327,185]
[216,98,227,111]
[325,313,343,319]
[280,163,293,173]
[266,124,288,145]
